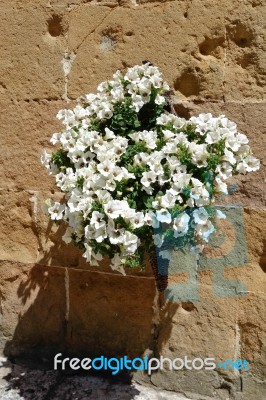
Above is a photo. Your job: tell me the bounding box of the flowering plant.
[42,63,260,274]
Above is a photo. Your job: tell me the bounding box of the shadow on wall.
[1,219,179,394]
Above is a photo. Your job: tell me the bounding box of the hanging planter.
[41,63,260,290]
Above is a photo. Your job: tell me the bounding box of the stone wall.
[0,0,265,399]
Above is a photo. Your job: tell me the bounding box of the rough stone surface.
[0,100,69,191]
[66,268,156,358]
[0,3,66,102]
[0,0,265,399]
[0,262,66,357]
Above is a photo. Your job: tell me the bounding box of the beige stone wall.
[0,0,265,399]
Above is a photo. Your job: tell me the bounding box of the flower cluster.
[42,63,260,274]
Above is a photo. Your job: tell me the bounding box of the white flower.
[159,190,177,209]
[141,171,157,188]
[90,211,105,229]
[155,94,166,105]
[48,202,65,220]
[142,130,157,149]
[97,160,116,177]
[145,211,159,228]
[172,172,191,191]
[104,200,130,219]
[223,148,236,165]
[82,243,93,262]
[173,212,190,237]
[156,209,172,224]
[215,177,228,194]
[215,162,233,180]
[104,127,116,140]
[189,143,209,167]
[130,212,145,228]
[225,132,249,152]
[133,152,150,166]
[122,231,139,253]
[162,129,175,141]
[131,94,145,112]
[50,132,61,145]
[192,207,209,225]
[83,243,103,265]
[109,228,125,245]
[205,129,221,144]
[195,220,215,242]
[94,226,107,243]
[111,254,126,276]
[236,155,260,173]
[189,113,213,135]
[156,113,172,126]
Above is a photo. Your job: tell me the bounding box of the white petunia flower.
[215,177,228,194]
[236,155,260,173]
[48,202,65,220]
[111,254,126,276]
[173,212,190,237]
[83,243,103,265]
[140,171,157,188]
[192,207,209,225]
[223,148,237,165]
[195,220,215,242]
[144,211,160,228]
[104,200,130,219]
[97,160,116,177]
[156,209,172,224]
[122,231,139,253]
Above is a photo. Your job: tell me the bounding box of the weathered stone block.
[67,2,225,100]
[0,262,66,358]
[0,99,70,191]
[0,2,66,101]
[0,190,39,264]
[66,268,156,358]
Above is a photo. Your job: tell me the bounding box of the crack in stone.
[61,50,76,102]
[73,8,116,53]
[222,25,228,103]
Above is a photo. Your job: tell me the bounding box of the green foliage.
[120,142,148,167]
[125,247,144,270]
[51,149,73,170]
[177,144,192,165]
[114,216,133,231]
[138,102,165,130]
[77,177,84,189]
[91,202,104,212]
[156,137,166,150]
[207,153,221,170]
[109,97,141,135]
[183,123,198,142]
[89,118,105,132]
